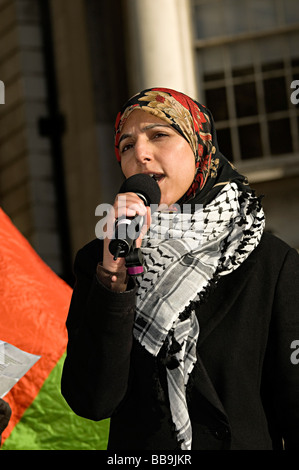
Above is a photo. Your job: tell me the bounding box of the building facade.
[0,0,298,283]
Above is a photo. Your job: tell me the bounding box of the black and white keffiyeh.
[133,182,265,450]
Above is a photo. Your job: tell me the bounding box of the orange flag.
[0,208,70,442]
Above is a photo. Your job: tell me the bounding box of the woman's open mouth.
[149,173,165,184]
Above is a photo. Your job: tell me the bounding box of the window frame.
[192,0,299,182]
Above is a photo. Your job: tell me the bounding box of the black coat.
[61,232,299,450]
[0,399,11,445]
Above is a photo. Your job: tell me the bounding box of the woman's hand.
[102,192,151,275]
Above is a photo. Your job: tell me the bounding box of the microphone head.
[119,174,161,208]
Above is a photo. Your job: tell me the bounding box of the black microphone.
[109,174,161,260]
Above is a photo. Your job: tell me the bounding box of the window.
[192,0,299,172]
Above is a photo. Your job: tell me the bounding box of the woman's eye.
[120,143,133,153]
[153,132,168,139]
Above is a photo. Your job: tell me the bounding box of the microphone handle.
[109,215,144,259]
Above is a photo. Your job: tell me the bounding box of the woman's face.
[119,110,196,206]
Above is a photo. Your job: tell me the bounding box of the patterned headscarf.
[114,87,248,206]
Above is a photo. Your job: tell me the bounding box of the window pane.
[234,82,258,118]
[283,0,299,24]
[203,71,225,82]
[248,0,277,31]
[222,0,249,34]
[216,128,233,160]
[199,46,226,75]
[232,66,255,78]
[258,36,286,66]
[292,71,299,81]
[193,1,224,38]
[238,123,263,159]
[291,57,299,68]
[289,33,299,58]
[229,42,255,70]
[263,77,288,113]
[262,60,284,72]
[205,87,229,121]
[268,118,293,155]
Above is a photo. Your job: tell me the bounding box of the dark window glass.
[216,128,233,160]
[232,66,254,77]
[234,82,258,118]
[205,87,229,121]
[203,71,225,82]
[268,118,293,155]
[262,60,284,72]
[238,123,263,159]
[291,57,299,67]
[263,76,288,113]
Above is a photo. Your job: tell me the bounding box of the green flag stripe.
[2,353,110,450]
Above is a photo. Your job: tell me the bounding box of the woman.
[61,87,299,450]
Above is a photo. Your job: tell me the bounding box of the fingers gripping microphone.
[109,174,161,260]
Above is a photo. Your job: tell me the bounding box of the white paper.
[0,340,41,398]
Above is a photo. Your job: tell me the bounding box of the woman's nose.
[134,139,153,163]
